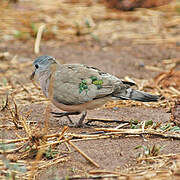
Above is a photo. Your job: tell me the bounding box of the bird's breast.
[51,96,112,112]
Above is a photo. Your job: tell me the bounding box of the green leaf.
[31,23,38,34]
[170,126,180,132]
[130,119,140,129]
[13,30,30,39]
[3,159,27,173]
[85,19,91,28]
[0,143,16,151]
[160,124,171,131]
[131,119,139,125]
[44,146,58,159]
[134,145,143,149]
[2,77,7,86]
[145,120,153,126]
[91,34,99,41]
[144,146,150,156]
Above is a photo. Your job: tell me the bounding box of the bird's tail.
[114,88,159,102]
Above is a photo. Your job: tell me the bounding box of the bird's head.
[30,55,57,80]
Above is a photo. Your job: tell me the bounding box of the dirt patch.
[4,40,180,80]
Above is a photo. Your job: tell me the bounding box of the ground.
[0,1,180,179]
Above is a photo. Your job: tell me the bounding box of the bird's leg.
[51,111,81,124]
[66,115,74,124]
[76,111,87,127]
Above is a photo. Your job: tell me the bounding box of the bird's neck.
[38,64,57,98]
[38,70,51,97]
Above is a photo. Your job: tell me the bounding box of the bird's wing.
[51,64,126,105]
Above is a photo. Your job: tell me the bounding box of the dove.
[31,55,159,127]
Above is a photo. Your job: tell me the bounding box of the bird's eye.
[35,64,39,69]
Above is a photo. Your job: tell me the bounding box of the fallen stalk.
[67,140,100,168]
[85,118,130,125]
[94,128,180,140]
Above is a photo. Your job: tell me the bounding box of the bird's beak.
[30,70,36,80]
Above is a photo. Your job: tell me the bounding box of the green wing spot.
[84,85,88,89]
[82,79,87,84]
[79,77,103,93]
[79,80,88,93]
[93,80,103,85]
[79,85,84,93]
[90,76,97,81]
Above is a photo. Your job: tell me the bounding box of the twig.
[37,137,72,149]
[169,86,180,95]
[114,123,129,129]
[89,169,127,176]
[64,142,71,152]
[138,153,180,161]
[52,126,69,148]
[57,126,69,141]
[60,174,119,180]
[71,136,111,142]
[94,128,180,140]
[67,140,100,168]
[0,131,69,144]
[0,137,28,144]
[0,125,23,129]
[44,103,52,136]
[0,94,8,111]
[29,147,46,180]
[34,24,46,54]
[44,64,56,133]
[85,118,130,125]
[38,157,69,170]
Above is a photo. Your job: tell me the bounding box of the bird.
[31,55,159,127]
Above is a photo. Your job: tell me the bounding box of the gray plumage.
[31,55,159,127]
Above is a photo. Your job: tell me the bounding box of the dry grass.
[1,0,180,43]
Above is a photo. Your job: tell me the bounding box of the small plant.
[44,146,58,160]
[13,30,30,40]
[0,142,27,179]
[160,124,171,131]
[145,120,153,127]
[0,143,16,152]
[31,23,38,37]
[130,119,140,129]
[170,126,180,132]
[176,0,180,14]
[130,120,155,129]
[2,158,27,178]
[135,144,164,158]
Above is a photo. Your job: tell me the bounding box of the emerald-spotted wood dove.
[31,56,159,127]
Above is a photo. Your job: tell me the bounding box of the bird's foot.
[71,111,88,128]
[51,111,80,124]
[51,111,88,128]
